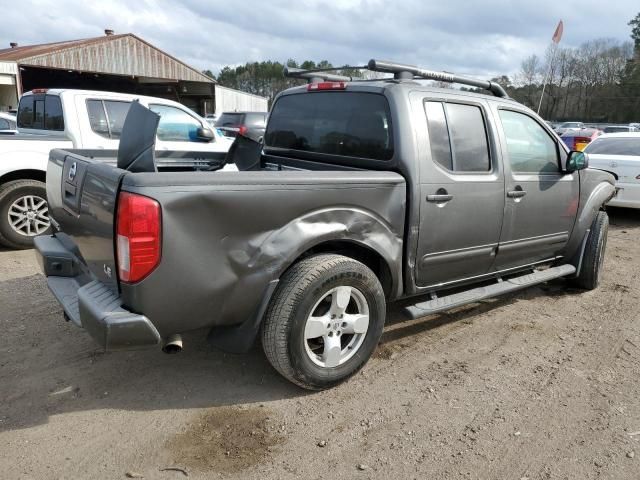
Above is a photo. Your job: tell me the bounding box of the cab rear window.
[17,94,64,131]
[265,92,393,161]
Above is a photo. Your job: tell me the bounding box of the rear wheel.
[261,254,386,390]
[0,180,51,249]
[573,210,609,290]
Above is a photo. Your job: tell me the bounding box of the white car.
[585,132,640,208]
[0,89,235,248]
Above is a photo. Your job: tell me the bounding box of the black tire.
[261,254,386,390]
[0,179,51,250]
[573,210,609,290]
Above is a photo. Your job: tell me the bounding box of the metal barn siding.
[1,34,212,83]
[214,85,268,114]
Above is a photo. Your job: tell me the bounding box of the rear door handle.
[427,194,453,202]
[507,190,527,198]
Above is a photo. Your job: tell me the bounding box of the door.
[415,96,505,287]
[493,108,579,270]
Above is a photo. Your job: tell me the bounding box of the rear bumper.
[34,235,161,351]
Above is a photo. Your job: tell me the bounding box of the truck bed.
[39,147,406,351]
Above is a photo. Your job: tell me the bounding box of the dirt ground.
[1,207,639,480]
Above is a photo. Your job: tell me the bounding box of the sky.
[0,0,637,79]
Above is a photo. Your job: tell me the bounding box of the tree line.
[206,12,640,123]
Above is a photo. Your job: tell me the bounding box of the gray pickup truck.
[35,60,615,390]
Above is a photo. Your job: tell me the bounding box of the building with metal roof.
[0,30,266,116]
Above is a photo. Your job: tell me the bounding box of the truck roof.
[279,79,525,108]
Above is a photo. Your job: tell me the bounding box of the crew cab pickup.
[0,89,233,249]
[35,60,616,390]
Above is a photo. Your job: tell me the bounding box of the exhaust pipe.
[162,334,183,354]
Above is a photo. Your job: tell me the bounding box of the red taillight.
[307,82,347,91]
[31,88,48,94]
[116,192,161,283]
[237,125,248,136]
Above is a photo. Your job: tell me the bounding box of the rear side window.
[17,94,65,131]
[86,99,131,139]
[585,137,640,155]
[424,101,491,172]
[265,92,394,161]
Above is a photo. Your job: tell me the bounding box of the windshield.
[265,92,393,161]
[585,137,640,156]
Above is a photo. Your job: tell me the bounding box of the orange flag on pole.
[552,20,564,44]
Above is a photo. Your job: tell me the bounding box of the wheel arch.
[288,239,395,299]
[0,169,46,186]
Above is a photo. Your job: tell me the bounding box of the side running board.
[403,264,576,320]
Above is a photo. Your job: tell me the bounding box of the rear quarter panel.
[118,170,406,337]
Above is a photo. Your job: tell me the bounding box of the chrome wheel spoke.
[305,315,329,340]
[341,313,369,335]
[322,333,342,368]
[330,286,351,317]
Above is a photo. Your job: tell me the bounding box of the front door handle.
[507,189,527,198]
[427,194,453,202]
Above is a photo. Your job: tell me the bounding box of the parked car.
[584,132,640,208]
[603,125,639,133]
[561,128,602,151]
[0,89,235,249]
[555,121,584,136]
[215,111,267,138]
[0,112,17,134]
[35,60,614,390]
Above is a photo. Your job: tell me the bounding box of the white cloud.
[1,0,637,79]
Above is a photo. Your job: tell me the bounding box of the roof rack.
[367,59,509,98]
[282,59,509,98]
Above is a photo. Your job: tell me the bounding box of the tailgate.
[46,148,125,289]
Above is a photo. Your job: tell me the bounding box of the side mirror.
[566,150,588,173]
[196,127,215,142]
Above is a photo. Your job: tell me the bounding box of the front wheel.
[573,210,609,290]
[0,180,51,249]
[261,254,386,390]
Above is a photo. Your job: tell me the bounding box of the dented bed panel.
[119,170,406,336]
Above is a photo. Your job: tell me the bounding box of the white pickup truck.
[0,89,234,249]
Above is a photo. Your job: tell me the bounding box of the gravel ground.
[1,207,639,480]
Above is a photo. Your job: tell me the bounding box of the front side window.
[149,104,203,142]
[0,118,10,129]
[424,101,491,172]
[499,110,560,174]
